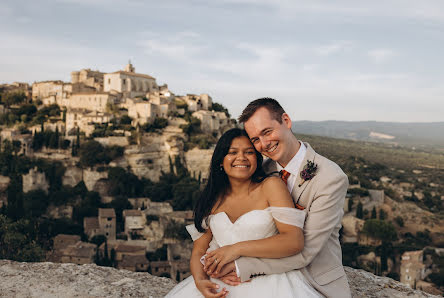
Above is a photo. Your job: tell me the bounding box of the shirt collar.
[276,141,306,175]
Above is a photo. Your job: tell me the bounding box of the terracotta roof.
[63,241,96,258]
[123,210,143,217]
[99,208,116,218]
[115,243,146,253]
[84,217,100,230]
[120,255,149,267]
[110,71,156,80]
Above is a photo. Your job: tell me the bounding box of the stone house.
[65,109,113,136]
[32,80,71,102]
[71,68,105,91]
[60,241,96,265]
[192,110,229,133]
[47,234,81,262]
[104,63,158,99]
[83,217,101,240]
[118,254,149,272]
[98,208,116,240]
[400,250,426,289]
[150,261,172,278]
[0,82,32,99]
[179,94,212,112]
[99,241,147,268]
[22,167,49,194]
[66,92,118,113]
[123,209,145,237]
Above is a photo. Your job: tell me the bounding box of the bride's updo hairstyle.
[194,128,266,232]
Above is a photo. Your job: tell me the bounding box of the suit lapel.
[292,142,317,206]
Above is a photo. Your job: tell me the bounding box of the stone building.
[98,208,116,240]
[178,94,212,112]
[66,92,118,113]
[22,167,49,194]
[83,217,101,240]
[60,241,96,265]
[32,80,71,102]
[104,63,157,98]
[47,234,81,262]
[341,215,365,243]
[400,250,426,289]
[118,254,149,272]
[99,240,147,268]
[123,209,145,237]
[192,110,229,133]
[71,68,105,91]
[65,109,113,136]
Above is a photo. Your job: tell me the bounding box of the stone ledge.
[0,260,438,297]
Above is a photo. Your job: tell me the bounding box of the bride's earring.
[220,165,224,172]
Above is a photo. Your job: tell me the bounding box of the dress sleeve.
[185,217,210,241]
[268,207,306,228]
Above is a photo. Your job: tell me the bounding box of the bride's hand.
[205,245,240,275]
[195,279,228,298]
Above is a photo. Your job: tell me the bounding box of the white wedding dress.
[166,207,322,298]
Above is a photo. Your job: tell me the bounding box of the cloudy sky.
[1,0,443,122]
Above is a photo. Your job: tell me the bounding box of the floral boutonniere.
[299,160,318,187]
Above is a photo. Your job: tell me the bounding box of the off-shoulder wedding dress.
[166,207,322,297]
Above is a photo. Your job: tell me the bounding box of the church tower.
[124,60,135,73]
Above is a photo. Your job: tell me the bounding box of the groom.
[210,98,351,298]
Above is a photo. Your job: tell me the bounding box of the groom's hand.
[209,261,241,285]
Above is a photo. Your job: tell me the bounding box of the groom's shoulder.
[305,142,346,179]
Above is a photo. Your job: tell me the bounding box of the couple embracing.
[167,98,351,298]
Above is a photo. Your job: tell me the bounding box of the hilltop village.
[0,66,443,295]
[0,63,233,281]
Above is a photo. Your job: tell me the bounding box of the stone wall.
[184,147,213,181]
[22,167,49,194]
[0,260,437,298]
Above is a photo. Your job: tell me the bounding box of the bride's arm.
[190,228,228,297]
[205,177,304,273]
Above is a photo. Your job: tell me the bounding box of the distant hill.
[292,121,444,150]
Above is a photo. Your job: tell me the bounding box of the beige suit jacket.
[236,142,351,298]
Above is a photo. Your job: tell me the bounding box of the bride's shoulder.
[259,176,286,192]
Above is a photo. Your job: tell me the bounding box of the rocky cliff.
[0,260,437,298]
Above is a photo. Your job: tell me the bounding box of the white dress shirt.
[276,141,306,193]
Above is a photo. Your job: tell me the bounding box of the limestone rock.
[184,147,213,180]
[0,260,438,297]
[22,167,49,194]
[0,260,175,298]
[62,166,83,187]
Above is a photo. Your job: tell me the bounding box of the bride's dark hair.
[194,128,266,232]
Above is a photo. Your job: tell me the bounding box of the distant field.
[296,133,444,171]
[292,120,444,151]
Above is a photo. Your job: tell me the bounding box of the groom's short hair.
[238,97,286,124]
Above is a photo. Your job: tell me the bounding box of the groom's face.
[244,107,292,164]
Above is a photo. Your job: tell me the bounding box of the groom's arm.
[235,170,348,282]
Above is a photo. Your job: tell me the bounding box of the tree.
[0,215,45,262]
[371,207,377,219]
[356,201,363,219]
[362,219,397,242]
[2,91,26,107]
[379,209,386,220]
[347,198,353,212]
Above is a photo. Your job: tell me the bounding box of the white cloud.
[367,49,396,63]
[315,41,353,56]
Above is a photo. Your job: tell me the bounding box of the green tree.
[2,91,26,107]
[0,215,45,262]
[356,201,363,219]
[379,209,386,220]
[362,219,397,241]
[371,207,377,219]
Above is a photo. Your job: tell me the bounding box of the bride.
[166,128,321,298]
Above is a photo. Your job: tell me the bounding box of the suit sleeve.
[236,169,348,282]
